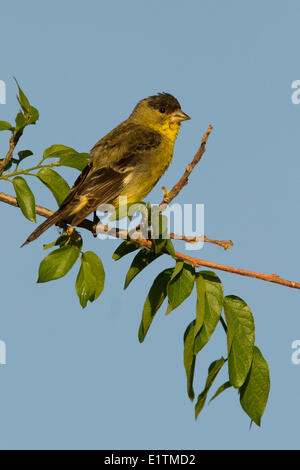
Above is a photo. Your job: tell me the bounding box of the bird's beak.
[170,109,191,123]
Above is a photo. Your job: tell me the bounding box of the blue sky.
[1,0,300,449]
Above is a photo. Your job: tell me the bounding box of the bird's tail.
[21,208,67,247]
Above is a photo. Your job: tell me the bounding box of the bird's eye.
[159,107,166,114]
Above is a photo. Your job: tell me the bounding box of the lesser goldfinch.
[22,93,190,246]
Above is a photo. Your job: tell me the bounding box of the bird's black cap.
[147,92,181,113]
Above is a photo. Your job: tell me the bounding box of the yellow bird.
[22,93,190,246]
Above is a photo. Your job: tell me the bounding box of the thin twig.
[0,133,22,175]
[159,124,213,210]
[170,233,233,250]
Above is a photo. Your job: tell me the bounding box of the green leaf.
[13,176,36,222]
[112,241,139,261]
[76,251,105,308]
[15,111,26,132]
[43,145,76,159]
[223,295,255,389]
[209,381,232,403]
[37,245,80,283]
[239,346,270,427]
[195,357,226,419]
[194,271,224,353]
[0,121,13,131]
[124,249,161,289]
[37,168,70,206]
[14,78,31,113]
[13,79,39,127]
[59,152,90,171]
[166,263,195,314]
[183,320,196,401]
[18,150,33,162]
[43,146,90,170]
[138,268,173,342]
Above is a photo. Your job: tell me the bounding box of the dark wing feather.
[70,167,125,225]
[59,161,93,210]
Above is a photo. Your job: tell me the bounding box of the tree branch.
[0,133,22,175]
[0,190,299,290]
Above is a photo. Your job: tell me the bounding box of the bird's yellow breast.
[118,129,177,204]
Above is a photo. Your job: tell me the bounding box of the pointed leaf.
[184,320,196,401]
[224,295,255,388]
[43,145,76,159]
[13,176,36,222]
[13,79,39,126]
[239,346,270,427]
[195,357,226,419]
[14,78,31,113]
[112,241,139,261]
[76,251,105,308]
[194,271,223,353]
[37,245,80,283]
[18,150,33,162]
[166,263,195,314]
[209,381,232,403]
[124,249,161,289]
[37,168,70,206]
[138,268,173,342]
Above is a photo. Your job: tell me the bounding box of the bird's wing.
[61,124,162,226]
[90,122,162,166]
